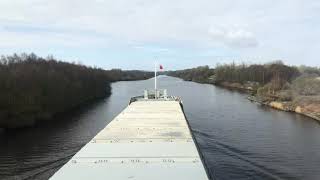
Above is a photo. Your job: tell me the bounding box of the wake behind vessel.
[50,89,210,180]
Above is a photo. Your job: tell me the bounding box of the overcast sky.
[0,0,319,70]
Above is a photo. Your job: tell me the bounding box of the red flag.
[159,64,163,70]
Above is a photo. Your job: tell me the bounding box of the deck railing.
[129,89,181,104]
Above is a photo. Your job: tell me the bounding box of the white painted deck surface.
[50,100,209,180]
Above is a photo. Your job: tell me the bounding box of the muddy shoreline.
[182,79,320,122]
[247,95,320,121]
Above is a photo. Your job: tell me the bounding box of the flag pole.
[154,60,157,99]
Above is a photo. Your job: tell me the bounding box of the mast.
[154,61,157,98]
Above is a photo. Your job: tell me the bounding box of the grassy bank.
[0,53,153,128]
[167,62,320,121]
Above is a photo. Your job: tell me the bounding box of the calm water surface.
[1,76,320,180]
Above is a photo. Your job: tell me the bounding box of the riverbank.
[247,96,320,122]
[216,81,257,93]
[211,81,320,122]
[170,74,320,122]
[167,63,320,122]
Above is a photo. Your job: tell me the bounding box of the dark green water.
[1,76,320,180]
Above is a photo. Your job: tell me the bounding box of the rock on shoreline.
[248,96,320,122]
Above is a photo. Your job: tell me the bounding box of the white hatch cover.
[50,100,209,180]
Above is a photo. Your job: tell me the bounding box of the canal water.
[0,76,320,180]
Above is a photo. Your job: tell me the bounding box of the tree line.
[167,61,320,100]
[214,61,301,90]
[166,66,215,83]
[0,53,153,128]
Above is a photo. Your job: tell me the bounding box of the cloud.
[0,0,262,47]
[0,0,319,67]
[208,25,258,48]
[132,45,171,53]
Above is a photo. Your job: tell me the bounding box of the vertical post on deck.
[154,61,157,99]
